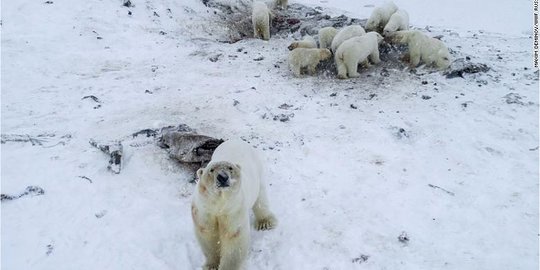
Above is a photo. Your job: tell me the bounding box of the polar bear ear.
[234,164,241,171]
[196,168,204,179]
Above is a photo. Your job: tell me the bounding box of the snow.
[296,0,532,36]
[1,0,538,270]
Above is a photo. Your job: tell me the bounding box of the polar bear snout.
[216,171,230,187]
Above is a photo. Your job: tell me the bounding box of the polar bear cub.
[365,1,398,33]
[252,1,271,40]
[192,139,277,270]
[289,48,332,77]
[318,26,338,49]
[388,30,451,70]
[330,25,366,53]
[335,32,384,79]
[383,9,409,35]
[288,35,317,50]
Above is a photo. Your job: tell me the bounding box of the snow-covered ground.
[1,0,538,269]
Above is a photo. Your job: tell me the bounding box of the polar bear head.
[319,48,332,60]
[287,42,301,51]
[365,12,383,32]
[366,31,384,44]
[197,161,242,194]
[384,30,414,44]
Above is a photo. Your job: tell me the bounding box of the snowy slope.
[1,0,538,270]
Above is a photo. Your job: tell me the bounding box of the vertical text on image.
[534,0,539,67]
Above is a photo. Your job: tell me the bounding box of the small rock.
[46,244,54,256]
[421,95,432,100]
[350,104,358,109]
[421,80,428,85]
[398,231,410,244]
[272,113,294,122]
[278,103,293,109]
[352,255,369,264]
[253,56,264,61]
[123,0,133,7]
[95,210,108,219]
[209,54,222,62]
[503,93,526,105]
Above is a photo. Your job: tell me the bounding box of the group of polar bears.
[191,2,453,270]
[284,2,452,79]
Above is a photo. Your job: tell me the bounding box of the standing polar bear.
[252,1,271,40]
[289,48,332,77]
[383,9,409,35]
[192,139,277,270]
[387,30,451,70]
[365,1,398,33]
[335,32,384,79]
[330,25,366,53]
[318,26,338,49]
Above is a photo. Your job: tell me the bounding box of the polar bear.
[330,25,366,53]
[365,1,398,33]
[289,48,332,77]
[192,139,277,270]
[318,26,338,49]
[387,30,451,70]
[275,0,288,10]
[252,1,271,40]
[288,35,317,50]
[335,32,384,79]
[383,9,409,35]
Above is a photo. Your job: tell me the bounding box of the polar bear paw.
[202,264,218,270]
[255,215,277,231]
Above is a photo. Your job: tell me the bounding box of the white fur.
[389,30,451,70]
[252,1,270,40]
[192,139,277,270]
[289,48,332,77]
[383,9,409,35]
[365,1,398,33]
[318,26,338,49]
[334,32,383,79]
[330,25,366,53]
[275,0,288,10]
[288,35,317,50]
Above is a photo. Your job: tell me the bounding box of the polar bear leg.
[345,57,360,78]
[253,24,259,39]
[262,25,270,41]
[408,47,421,67]
[369,49,381,64]
[253,184,277,230]
[195,228,220,269]
[336,60,348,79]
[307,64,317,75]
[218,219,250,270]
[291,64,302,77]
